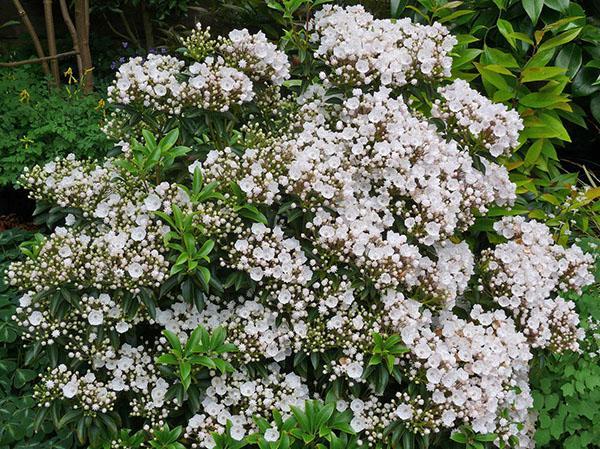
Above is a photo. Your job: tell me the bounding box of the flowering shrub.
[6,4,597,449]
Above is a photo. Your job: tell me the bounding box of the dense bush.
[0,67,111,187]
[1,1,598,449]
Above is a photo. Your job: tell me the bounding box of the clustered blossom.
[219,28,291,85]
[106,26,289,121]
[35,365,117,417]
[184,365,309,448]
[432,79,524,157]
[8,6,596,449]
[187,57,255,112]
[228,223,313,284]
[107,54,186,114]
[14,291,143,357]
[157,297,295,363]
[312,5,456,86]
[395,302,534,445]
[482,216,594,352]
[92,343,173,421]
[7,156,184,292]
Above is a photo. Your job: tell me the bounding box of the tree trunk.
[141,1,155,50]
[43,0,60,86]
[11,0,51,76]
[74,0,93,93]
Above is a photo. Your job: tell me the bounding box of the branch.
[0,51,78,67]
[11,0,50,76]
[119,10,141,48]
[104,14,133,43]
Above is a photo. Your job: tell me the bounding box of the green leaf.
[159,128,180,151]
[591,94,600,123]
[197,240,215,259]
[451,433,468,443]
[561,383,575,396]
[522,0,544,25]
[156,353,179,365]
[538,28,582,53]
[496,19,517,48]
[545,0,569,12]
[521,66,566,82]
[555,44,582,78]
[519,92,568,108]
[142,129,157,149]
[163,329,182,352]
[14,368,37,388]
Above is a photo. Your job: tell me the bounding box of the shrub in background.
[0,66,111,187]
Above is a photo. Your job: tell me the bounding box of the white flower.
[87,310,104,326]
[144,193,162,211]
[396,404,413,420]
[62,380,79,398]
[346,362,363,379]
[19,294,32,307]
[131,226,147,241]
[127,262,144,279]
[230,426,246,441]
[264,427,280,442]
[28,311,44,326]
[116,321,130,333]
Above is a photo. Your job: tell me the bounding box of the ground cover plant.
[0,66,110,187]
[1,2,598,449]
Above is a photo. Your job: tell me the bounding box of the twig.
[119,10,141,48]
[104,13,133,43]
[0,51,78,67]
[11,0,50,76]
[43,0,60,86]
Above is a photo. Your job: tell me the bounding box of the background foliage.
[0,66,110,187]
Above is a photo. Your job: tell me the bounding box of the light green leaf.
[519,92,568,108]
[538,27,581,53]
[521,66,566,82]
[496,19,516,48]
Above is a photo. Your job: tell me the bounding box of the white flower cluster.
[184,365,309,448]
[220,28,290,85]
[432,79,524,158]
[14,291,143,358]
[35,365,117,417]
[108,54,186,114]
[339,396,398,444]
[187,57,255,112]
[482,216,594,351]
[312,5,455,86]
[8,157,183,293]
[395,303,534,444]
[156,297,294,363]
[92,343,173,421]
[229,223,313,284]
[107,27,289,117]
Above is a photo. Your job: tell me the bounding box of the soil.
[0,214,37,232]
[0,186,37,232]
